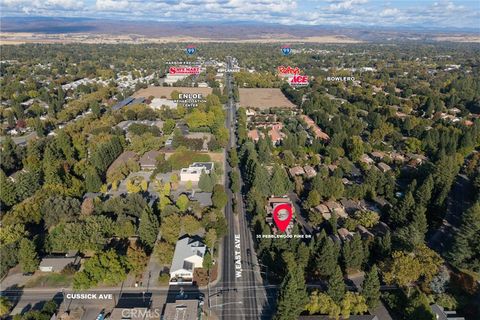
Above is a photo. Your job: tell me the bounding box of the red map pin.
[273,203,293,233]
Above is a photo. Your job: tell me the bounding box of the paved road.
[213,62,271,320]
[288,192,314,234]
[2,286,202,319]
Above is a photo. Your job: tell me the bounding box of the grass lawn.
[25,273,73,288]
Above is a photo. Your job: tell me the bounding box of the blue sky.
[1,0,479,30]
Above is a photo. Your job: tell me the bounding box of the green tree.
[85,168,102,193]
[315,236,339,278]
[163,119,176,135]
[414,175,434,208]
[205,228,217,254]
[0,169,17,206]
[73,249,129,289]
[448,202,480,271]
[251,163,271,196]
[412,206,428,239]
[228,148,239,167]
[230,170,240,193]
[42,196,81,229]
[362,265,381,309]
[346,136,364,162]
[305,291,340,318]
[138,207,159,251]
[0,296,11,317]
[182,215,202,235]
[18,238,39,273]
[198,172,214,192]
[176,194,190,212]
[212,184,228,209]
[15,171,41,201]
[203,251,213,270]
[306,190,320,209]
[161,214,181,244]
[328,265,346,304]
[274,267,308,320]
[270,164,292,196]
[342,233,365,272]
[354,210,380,228]
[389,191,415,226]
[127,245,147,275]
[257,137,271,163]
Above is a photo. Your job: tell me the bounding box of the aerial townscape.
[0,2,479,320]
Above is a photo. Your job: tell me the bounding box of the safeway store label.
[169,66,201,75]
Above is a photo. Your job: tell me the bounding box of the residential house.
[407,153,428,167]
[139,150,161,170]
[430,304,465,320]
[107,151,138,177]
[377,162,392,173]
[185,132,212,151]
[289,166,305,177]
[172,190,213,208]
[247,129,263,142]
[324,200,348,218]
[313,204,331,220]
[265,196,295,235]
[339,199,364,215]
[268,126,285,145]
[112,97,134,111]
[327,164,338,172]
[390,152,406,163]
[39,251,80,272]
[372,221,391,236]
[338,228,354,242]
[356,225,374,240]
[370,151,386,161]
[164,299,201,320]
[170,236,207,285]
[359,154,375,165]
[303,165,317,178]
[180,162,215,182]
[246,108,256,117]
[300,115,330,141]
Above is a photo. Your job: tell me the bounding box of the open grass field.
[238,88,296,109]
[25,273,73,288]
[133,86,213,98]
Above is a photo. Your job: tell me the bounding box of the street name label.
[234,234,242,278]
[66,293,113,300]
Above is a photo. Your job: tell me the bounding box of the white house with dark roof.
[169,236,207,285]
[180,162,214,182]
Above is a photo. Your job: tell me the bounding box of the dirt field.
[239,88,296,109]
[0,32,362,45]
[133,86,213,98]
[433,36,480,43]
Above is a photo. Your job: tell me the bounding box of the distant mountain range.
[1,16,479,43]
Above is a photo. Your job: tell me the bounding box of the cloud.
[380,8,400,17]
[46,0,82,8]
[1,0,83,11]
[1,0,478,30]
[96,0,129,11]
[326,0,368,11]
